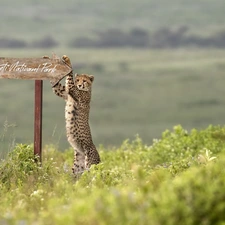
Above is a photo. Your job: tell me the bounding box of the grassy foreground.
[1,125,225,224]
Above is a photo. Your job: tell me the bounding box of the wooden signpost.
[0,54,72,163]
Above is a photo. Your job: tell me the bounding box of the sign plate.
[0,54,72,85]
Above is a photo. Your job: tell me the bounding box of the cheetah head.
[74,73,94,92]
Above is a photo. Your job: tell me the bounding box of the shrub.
[0,144,39,189]
[0,37,27,48]
[30,35,58,48]
[149,125,225,166]
[1,126,225,224]
[149,156,225,225]
[0,144,64,190]
[68,37,97,48]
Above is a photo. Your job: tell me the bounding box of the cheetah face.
[74,74,94,92]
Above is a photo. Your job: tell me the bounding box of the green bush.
[149,156,225,225]
[0,144,68,190]
[149,125,225,165]
[1,125,225,224]
[0,144,39,189]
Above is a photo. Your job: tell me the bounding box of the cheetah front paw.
[42,55,50,59]
[62,55,72,68]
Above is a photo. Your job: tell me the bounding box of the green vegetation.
[1,1,225,223]
[1,125,225,224]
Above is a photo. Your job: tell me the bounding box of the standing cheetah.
[50,55,100,175]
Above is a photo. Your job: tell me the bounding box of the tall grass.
[0,119,17,158]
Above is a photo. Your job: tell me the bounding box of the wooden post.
[34,80,43,163]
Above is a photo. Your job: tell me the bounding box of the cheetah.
[50,55,101,175]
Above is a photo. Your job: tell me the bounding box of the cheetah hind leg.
[72,150,86,176]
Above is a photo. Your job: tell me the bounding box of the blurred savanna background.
[0,0,225,157]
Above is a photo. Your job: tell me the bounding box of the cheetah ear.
[89,75,94,82]
[74,73,78,78]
